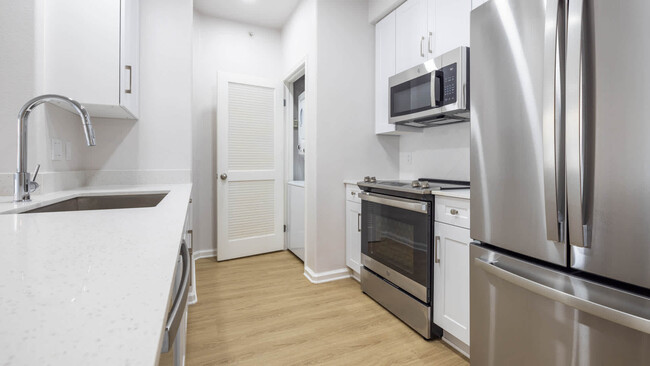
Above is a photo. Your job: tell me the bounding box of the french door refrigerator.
[470,0,650,364]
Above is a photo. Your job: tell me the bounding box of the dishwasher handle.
[161,240,191,353]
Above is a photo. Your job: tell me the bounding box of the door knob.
[220,173,228,180]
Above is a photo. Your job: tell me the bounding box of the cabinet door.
[395,0,428,72]
[375,12,396,134]
[346,201,362,274]
[433,221,470,345]
[435,0,471,55]
[120,0,140,118]
[44,0,120,105]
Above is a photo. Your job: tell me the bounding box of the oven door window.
[391,73,434,117]
[361,200,431,288]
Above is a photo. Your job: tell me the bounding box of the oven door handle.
[358,192,429,214]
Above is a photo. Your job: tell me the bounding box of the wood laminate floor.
[186,250,469,366]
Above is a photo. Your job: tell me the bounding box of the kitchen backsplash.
[0,169,191,196]
[398,122,470,181]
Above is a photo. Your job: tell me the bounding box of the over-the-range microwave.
[389,46,469,127]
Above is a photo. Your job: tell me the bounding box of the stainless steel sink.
[20,193,168,214]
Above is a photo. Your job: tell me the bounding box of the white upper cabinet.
[434,0,471,55]
[374,0,470,135]
[395,0,429,72]
[44,0,140,119]
[375,11,420,135]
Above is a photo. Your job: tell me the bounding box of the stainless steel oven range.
[357,177,469,339]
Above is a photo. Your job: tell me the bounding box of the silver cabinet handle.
[124,65,132,94]
[449,209,459,215]
[161,240,191,353]
[357,213,361,232]
[428,31,433,53]
[566,0,590,247]
[220,173,228,180]
[434,236,441,263]
[420,36,425,57]
[542,0,566,243]
[474,257,650,335]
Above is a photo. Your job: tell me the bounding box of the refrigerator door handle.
[542,0,566,243]
[474,257,650,335]
[566,0,591,247]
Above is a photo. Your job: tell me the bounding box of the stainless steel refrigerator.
[470,0,650,364]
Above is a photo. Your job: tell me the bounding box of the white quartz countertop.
[433,188,470,200]
[0,184,192,366]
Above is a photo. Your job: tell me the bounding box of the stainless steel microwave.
[389,46,469,127]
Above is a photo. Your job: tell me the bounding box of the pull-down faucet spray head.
[14,94,96,202]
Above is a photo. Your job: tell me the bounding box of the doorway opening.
[284,64,306,262]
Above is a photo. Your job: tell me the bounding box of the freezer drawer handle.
[161,240,191,353]
[474,258,650,335]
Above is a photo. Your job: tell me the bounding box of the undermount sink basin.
[20,193,168,214]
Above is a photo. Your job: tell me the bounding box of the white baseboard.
[442,331,470,359]
[350,269,360,282]
[192,248,217,260]
[303,265,351,284]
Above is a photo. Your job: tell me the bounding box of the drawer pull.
[351,191,356,196]
[450,209,459,215]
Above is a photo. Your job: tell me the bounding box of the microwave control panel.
[441,63,457,105]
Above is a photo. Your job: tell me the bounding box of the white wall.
[311,0,400,274]
[192,12,283,254]
[399,123,470,181]
[85,0,193,173]
[280,0,400,275]
[0,0,193,197]
[0,0,42,178]
[281,0,319,271]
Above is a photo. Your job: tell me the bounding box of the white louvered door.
[216,73,284,261]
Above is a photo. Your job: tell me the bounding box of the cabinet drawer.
[346,184,362,204]
[435,196,470,229]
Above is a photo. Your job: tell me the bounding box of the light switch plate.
[51,139,63,161]
[65,142,72,161]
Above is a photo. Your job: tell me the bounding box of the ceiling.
[194,0,301,29]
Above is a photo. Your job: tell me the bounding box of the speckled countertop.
[0,184,192,365]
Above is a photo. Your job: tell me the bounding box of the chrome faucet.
[14,94,96,202]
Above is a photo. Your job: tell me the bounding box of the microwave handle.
[432,70,443,107]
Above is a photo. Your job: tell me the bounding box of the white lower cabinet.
[287,182,306,261]
[345,184,362,277]
[434,207,471,346]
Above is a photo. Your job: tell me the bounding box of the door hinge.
[283,99,286,107]
[284,224,287,232]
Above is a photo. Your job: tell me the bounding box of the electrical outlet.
[65,142,72,161]
[406,152,413,165]
[51,139,63,161]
